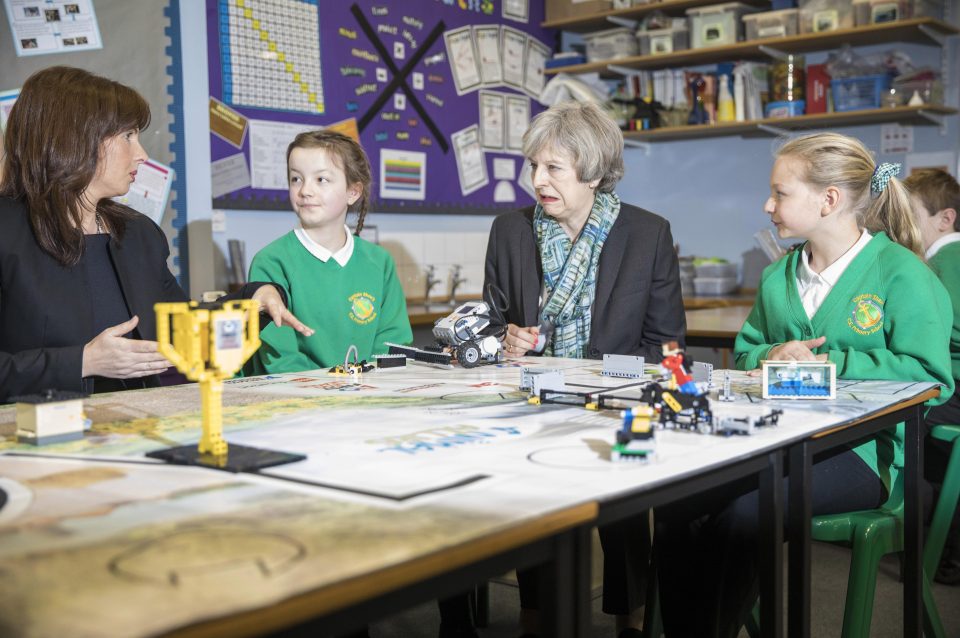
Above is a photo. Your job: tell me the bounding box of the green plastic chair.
[924,425,960,586]
[805,424,960,638]
[666,427,960,638]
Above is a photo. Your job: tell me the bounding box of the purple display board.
[207,0,553,214]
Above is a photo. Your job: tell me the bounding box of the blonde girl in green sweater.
[656,132,953,638]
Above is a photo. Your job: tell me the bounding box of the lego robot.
[613,405,657,462]
[432,301,503,368]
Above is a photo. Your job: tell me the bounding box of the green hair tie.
[871,162,901,196]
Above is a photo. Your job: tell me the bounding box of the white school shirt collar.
[925,232,960,260]
[796,230,872,319]
[294,225,354,267]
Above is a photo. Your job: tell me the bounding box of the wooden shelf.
[544,19,959,77]
[621,105,957,142]
[542,0,769,32]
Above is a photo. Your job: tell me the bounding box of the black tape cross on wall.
[350,4,449,153]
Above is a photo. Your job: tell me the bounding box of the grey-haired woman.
[483,100,685,637]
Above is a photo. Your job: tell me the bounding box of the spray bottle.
[717,73,735,123]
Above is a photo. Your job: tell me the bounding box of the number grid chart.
[219,0,325,114]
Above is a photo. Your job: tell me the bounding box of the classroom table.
[0,361,939,638]
[784,385,939,638]
[0,448,594,638]
[684,305,753,350]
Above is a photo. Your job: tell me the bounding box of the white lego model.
[432,301,503,368]
[762,361,837,400]
[520,367,566,398]
[601,354,645,378]
[714,409,783,435]
[718,371,735,401]
[692,361,714,386]
[15,390,87,445]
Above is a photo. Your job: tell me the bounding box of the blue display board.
[207,0,554,214]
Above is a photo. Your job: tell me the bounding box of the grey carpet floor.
[370,542,960,637]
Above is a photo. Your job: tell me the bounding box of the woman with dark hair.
[0,66,312,402]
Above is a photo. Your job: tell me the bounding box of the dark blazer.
[483,202,685,362]
[0,197,266,401]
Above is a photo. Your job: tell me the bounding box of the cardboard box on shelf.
[546,0,613,22]
[806,63,830,114]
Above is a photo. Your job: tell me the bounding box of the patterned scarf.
[536,190,620,358]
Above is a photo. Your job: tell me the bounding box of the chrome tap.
[424,265,440,302]
[448,264,467,306]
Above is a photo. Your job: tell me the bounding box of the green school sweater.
[735,232,954,491]
[929,241,960,393]
[247,231,413,373]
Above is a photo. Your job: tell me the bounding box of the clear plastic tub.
[869,0,910,22]
[637,25,690,55]
[694,262,738,278]
[685,3,758,49]
[799,0,855,32]
[912,0,945,19]
[693,277,739,296]
[743,8,800,40]
[584,27,639,62]
[866,0,943,22]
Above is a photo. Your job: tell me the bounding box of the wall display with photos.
[207,0,554,214]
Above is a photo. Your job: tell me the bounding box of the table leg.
[788,441,811,638]
[759,450,784,638]
[904,403,924,636]
[539,523,591,638]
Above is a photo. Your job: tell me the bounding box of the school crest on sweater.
[849,293,884,335]
[349,292,378,325]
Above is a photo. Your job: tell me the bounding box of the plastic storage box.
[853,0,871,24]
[912,0,945,18]
[584,27,639,62]
[685,3,758,49]
[831,74,891,111]
[765,100,806,117]
[869,0,909,21]
[799,0,855,32]
[637,25,690,55]
[694,261,738,278]
[743,8,800,39]
[862,0,944,22]
[693,277,738,295]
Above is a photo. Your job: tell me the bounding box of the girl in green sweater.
[247,130,412,374]
[656,132,954,637]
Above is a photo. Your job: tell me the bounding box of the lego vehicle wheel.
[457,341,482,368]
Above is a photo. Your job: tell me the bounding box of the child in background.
[904,168,960,585]
[655,132,953,637]
[247,130,412,374]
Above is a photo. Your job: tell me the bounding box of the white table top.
[0,358,939,636]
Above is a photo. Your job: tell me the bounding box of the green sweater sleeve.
[828,263,954,404]
[373,256,413,353]
[735,289,774,370]
[248,252,321,374]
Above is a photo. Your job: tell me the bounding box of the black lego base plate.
[146,444,305,473]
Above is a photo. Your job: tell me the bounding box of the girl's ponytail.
[863,173,923,257]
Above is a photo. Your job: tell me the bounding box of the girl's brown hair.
[1,66,150,265]
[776,132,923,256]
[286,130,372,234]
